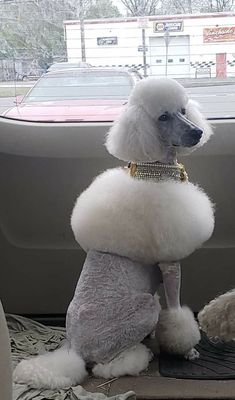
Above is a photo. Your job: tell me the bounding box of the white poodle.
[14,77,215,389]
[198,289,235,341]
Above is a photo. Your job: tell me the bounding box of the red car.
[3,68,142,122]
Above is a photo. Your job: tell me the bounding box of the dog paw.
[184,347,200,360]
[156,306,201,356]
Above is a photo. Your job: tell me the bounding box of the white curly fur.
[92,344,153,379]
[71,168,214,264]
[198,290,235,341]
[105,77,213,162]
[13,346,87,389]
[156,306,201,355]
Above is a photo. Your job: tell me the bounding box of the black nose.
[191,128,203,140]
[182,127,203,147]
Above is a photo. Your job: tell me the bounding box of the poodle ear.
[105,104,161,162]
[186,99,213,147]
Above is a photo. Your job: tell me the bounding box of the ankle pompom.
[156,306,200,356]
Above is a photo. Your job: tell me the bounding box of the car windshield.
[24,72,133,102]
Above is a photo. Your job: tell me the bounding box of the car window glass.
[24,73,133,102]
[0,2,235,121]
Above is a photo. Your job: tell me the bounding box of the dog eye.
[159,113,169,121]
[181,108,186,115]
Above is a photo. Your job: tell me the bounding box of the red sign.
[203,26,235,43]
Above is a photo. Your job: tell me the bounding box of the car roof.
[48,62,91,69]
[44,67,142,77]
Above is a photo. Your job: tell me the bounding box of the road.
[0,84,235,119]
[0,97,15,115]
[187,85,235,119]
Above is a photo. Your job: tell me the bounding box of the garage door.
[149,35,190,78]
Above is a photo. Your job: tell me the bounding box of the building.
[64,12,235,79]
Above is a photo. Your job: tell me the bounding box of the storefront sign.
[153,21,183,33]
[203,27,235,43]
[138,45,148,52]
[97,37,118,46]
[138,18,149,28]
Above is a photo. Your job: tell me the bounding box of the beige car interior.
[0,116,235,395]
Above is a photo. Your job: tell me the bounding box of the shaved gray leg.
[159,262,181,309]
[67,291,160,364]
[66,250,161,365]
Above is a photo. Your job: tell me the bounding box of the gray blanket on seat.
[7,314,135,400]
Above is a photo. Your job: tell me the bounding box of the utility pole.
[164,29,170,77]
[138,17,149,78]
[142,28,147,77]
[79,0,86,62]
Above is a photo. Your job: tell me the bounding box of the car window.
[24,72,133,102]
[0,2,235,122]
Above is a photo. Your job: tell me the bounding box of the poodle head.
[106,77,213,162]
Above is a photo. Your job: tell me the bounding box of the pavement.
[187,84,235,118]
[178,77,235,88]
[0,80,35,87]
[0,97,15,115]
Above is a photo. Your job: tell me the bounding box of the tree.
[119,0,161,16]
[159,0,195,14]
[120,0,234,15]
[85,0,122,18]
[63,0,121,19]
[201,0,234,11]
[0,0,122,68]
[161,0,234,13]
[0,0,68,66]
[161,0,193,13]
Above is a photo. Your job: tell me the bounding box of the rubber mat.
[159,332,235,379]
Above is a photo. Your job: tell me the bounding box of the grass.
[0,87,30,98]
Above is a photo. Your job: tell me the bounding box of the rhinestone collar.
[125,161,188,182]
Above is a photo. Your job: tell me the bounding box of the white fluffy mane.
[71,168,214,264]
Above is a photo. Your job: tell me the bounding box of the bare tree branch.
[120,0,161,15]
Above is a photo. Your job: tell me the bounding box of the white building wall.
[65,14,235,78]
[66,20,145,67]
[184,15,235,78]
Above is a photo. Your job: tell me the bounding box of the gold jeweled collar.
[125,161,188,182]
